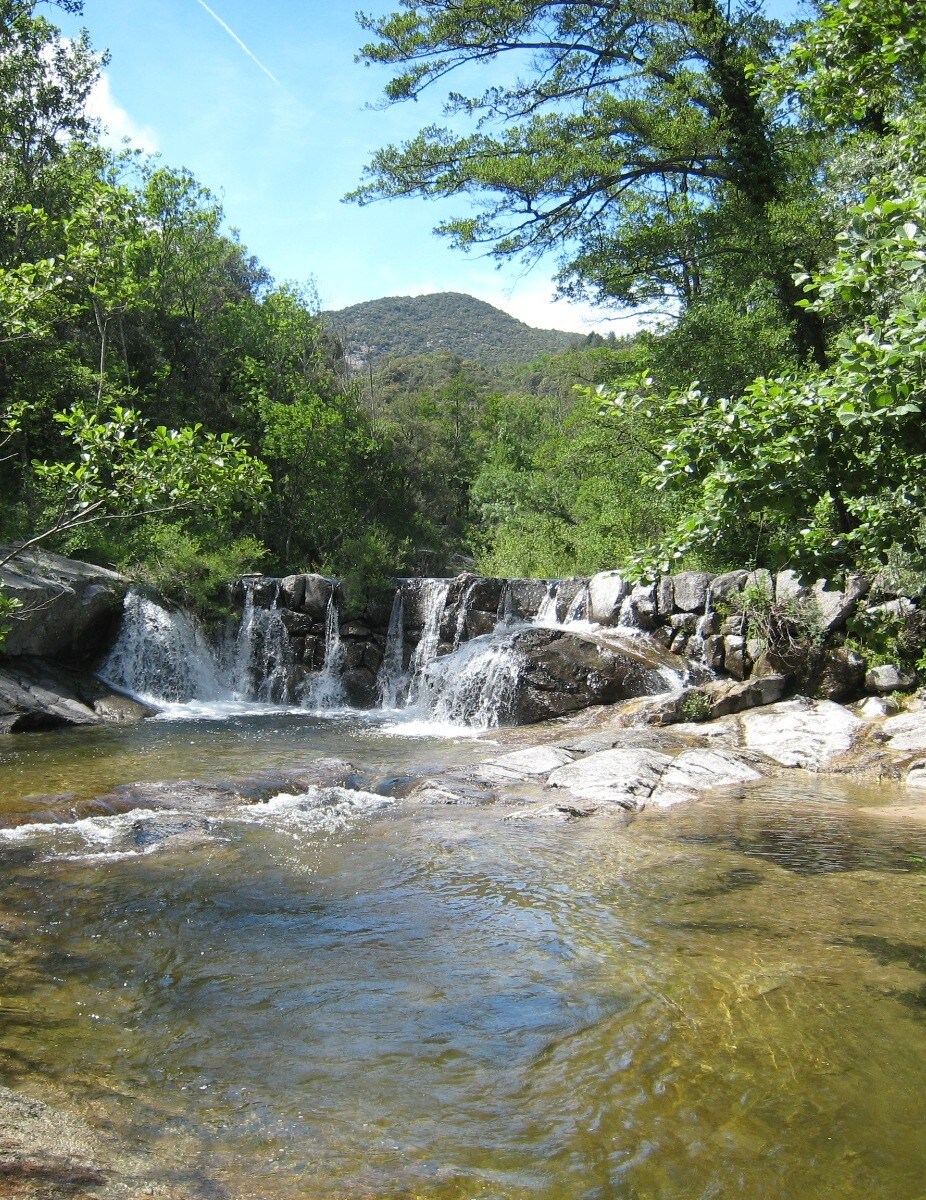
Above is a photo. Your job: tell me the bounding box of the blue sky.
[57,0,793,335]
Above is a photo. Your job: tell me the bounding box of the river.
[1,705,925,1198]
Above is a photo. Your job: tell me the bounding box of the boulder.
[811,574,869,633]
[508,627,676,724]
[865,663,916,694]
[0,547,127,661]
[0,656,153,733]
[547,747,673,810]
[672,571,712,613]
[739,697,862,769]
[588,571,629,625]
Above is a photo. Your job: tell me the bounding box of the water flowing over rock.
[101,591,228,704]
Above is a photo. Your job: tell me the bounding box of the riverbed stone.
[650,749,763,807]
[547,747,672,810]
[881,712,926,753]
[488,745,576,776]
[858,695,899,719]
[739,697,862,768]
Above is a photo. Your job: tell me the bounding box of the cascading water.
[100,572,684,729]
[99,590,228,704]
[428,630,522,728]
[302,594,347,709]
[230,579,291,703]
[534,582,560,627]
[377,589,405,708]
[405,579,450,706]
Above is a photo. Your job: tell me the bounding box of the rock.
[866,597,916,621]
[709,674,789,717]
[724,635,747,680]
[739,697,862,768]
[279,574,306,609]
[488,745,576,775]
[656,576,675,616]
[814,647,865,703]
[509,627,676,724]
[552,578,587,621]
[707,570,749,607]
[881,712,926,753]
[702,634,726,671]
[906,764,926,789]
[588,571,629,625]
[0,656,153,733]
[505,802,598,821]
[865,663,916,694]
[0,547,127,660]
[672,571,712,613]
[547,747,672,810]
[625,583,658,629]
[508,578,550,620]
[745,568,774,596]
[775,570,808,603]
[811,575,868,632]
[857,695,898,719]
[340,666,378,708]
[650,749,763,807]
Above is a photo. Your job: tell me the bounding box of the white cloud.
[86,72,159,154]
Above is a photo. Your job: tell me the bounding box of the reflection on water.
[1,717,926,1198]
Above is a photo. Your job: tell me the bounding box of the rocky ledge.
[399,691,926,820]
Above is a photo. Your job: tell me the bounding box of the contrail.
[193,0,281,85]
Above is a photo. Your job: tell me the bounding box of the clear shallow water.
[1,715,926,1198]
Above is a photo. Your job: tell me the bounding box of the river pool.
[1,709,925,1198]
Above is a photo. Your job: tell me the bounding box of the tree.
[608,155,926,576]
[351,0,828,363]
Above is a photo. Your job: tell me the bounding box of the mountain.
[323,292,584,370]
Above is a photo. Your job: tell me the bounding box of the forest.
[1,0,924,622]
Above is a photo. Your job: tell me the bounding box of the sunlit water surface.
[1,710,926,1199]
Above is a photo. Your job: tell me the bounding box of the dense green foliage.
[355,0,926,583]
[4,0,926,615]
[325,292,584,369]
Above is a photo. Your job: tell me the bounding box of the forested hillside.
[2,0,925,627]
[324,292,585,369]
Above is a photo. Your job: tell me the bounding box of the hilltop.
[323,292,585,370]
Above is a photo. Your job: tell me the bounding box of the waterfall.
[377,589,405,708]
[405,579,450,705]
[303,593,347,709]
[428,631,522,728]
[452,577,479,649]
[99,590,228,703]
[565,582,591,624]
[534,581,559,627]
[495,581,517,627]
[230,579,290,703]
